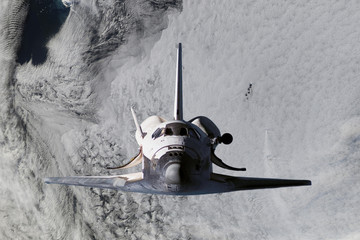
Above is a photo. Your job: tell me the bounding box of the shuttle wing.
[44,172,144,190]
[211,173,311,191]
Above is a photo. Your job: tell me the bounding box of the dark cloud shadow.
[16,0,70,66]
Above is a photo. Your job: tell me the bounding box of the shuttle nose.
[164,163,183,185]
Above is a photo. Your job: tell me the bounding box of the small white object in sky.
[62,0,73,7]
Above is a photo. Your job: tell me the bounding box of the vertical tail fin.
[131,107,145,138]
[174,43,183,120]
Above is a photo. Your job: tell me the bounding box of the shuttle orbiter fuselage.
[45,43,311,195]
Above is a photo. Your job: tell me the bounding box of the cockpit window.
[180,127,188,136]
[165,128,173,136]
[152,123,200,139]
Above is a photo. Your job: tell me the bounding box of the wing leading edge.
[211,173,311,192]
[44,173,311,194]
[44,172,144,190]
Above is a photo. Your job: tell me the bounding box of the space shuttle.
[44,43,311,195]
